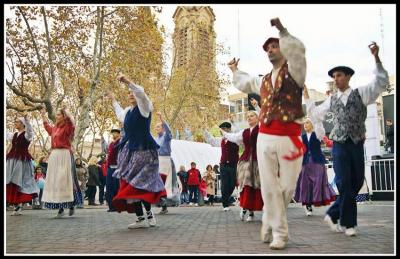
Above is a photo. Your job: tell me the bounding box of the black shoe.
[69,207,75,216]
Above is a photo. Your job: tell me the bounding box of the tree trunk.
[73,7,105,154]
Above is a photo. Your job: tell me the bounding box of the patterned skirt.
[237,159,263,211]
[112,142,166,213]
[294,157,336,206]
[41,149,83,209]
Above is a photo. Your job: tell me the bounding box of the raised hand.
[250,98,258,109]
[368,42,381,64]
[368,42,379,57]
[117,73,130,84]
[40,107,47,117]
[156,111,163,121]
[270,17,285,31]
[227,57,240,72]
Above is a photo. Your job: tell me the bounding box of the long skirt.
[159,156,180,203]
[294,157,336,206]
[6,158,39,204]
[41,149,83,209]
[237,159,263,211]
[112,142,166,213]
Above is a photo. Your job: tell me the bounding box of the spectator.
[187,162,201,206]
[202,165,217,206]
[105,129,122,212]
[87,157,101,206]
[38,155,48,175]
[385,119,394,154]
[177,166,189,205]
[75,158,88,208]
[97,155,107,205]
[33,166,46,209]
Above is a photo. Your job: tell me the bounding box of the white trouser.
[257,133,303,242]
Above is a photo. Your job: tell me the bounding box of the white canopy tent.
[171,139,221,173]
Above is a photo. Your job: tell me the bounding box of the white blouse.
[112,83,154,122]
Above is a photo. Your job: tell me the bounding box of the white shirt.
[305,63,389,125]
[6,118,34,142]
[220,126,257,146]
[306,132,312,142]
[203,121,241,147]
[112,83,154,122]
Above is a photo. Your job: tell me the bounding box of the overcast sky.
[156,4,396,95]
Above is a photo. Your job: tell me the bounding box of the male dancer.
[305,42,389,237]
[228,18,306,249]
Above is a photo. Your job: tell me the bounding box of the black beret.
[328,66,355,78]
[219,122,232,129]
[110,129,121,133]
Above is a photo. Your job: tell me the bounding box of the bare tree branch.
[41,6,56,92]
[6,100,42,112]
[6,81,46,103]
[18,7,49,91]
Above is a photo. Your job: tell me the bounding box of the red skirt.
[6,183,35,205]
[239,185,263,211]
[112,179,167,213]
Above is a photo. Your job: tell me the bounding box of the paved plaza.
[5,201,395,255]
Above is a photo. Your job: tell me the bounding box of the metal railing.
[214,158,395,198]
[368,158,395,192]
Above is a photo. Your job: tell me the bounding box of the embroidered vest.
[329,89,367,144]
[259,63,304,125]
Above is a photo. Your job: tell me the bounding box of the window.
[236,100,242,113]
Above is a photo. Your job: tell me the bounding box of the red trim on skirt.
[112,179,167,213]
[302,196,336,207]
[239,185,263,211]
[6,183,34,204]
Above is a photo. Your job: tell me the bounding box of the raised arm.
[106,90,127,123]
[250,98,261,113]
[228,58,262,95]
[220,129,244,146]
[101,135,109,154]
[271,18,306,87]
[357,42,390,105]
[117,74,153,118]
[204,130,222,147]
[23,114,34,142]
[229,114,241,133]
[62,106,75,127]
[157,112,173,140]
[303,85,330,124]
[127,83,153,118]
[40,107,53,135]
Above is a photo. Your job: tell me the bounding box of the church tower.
[172,6,216,69]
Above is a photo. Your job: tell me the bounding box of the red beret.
[263,37,279,52]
